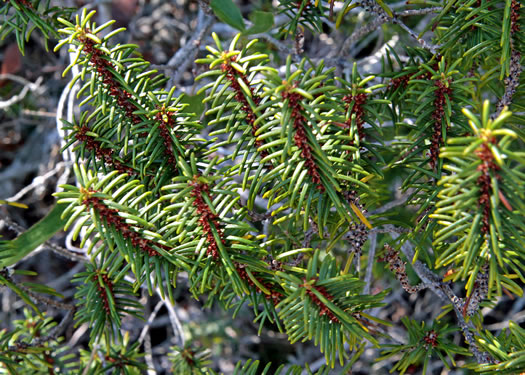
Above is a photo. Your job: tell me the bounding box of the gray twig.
[32,309,75,347]
[363,232,377,295]
[394,19,440,55]
[388,230,494,364]
[369,196,409,215]
[7,162,71,202]
[369,226,409,235]
[165,8,214,88]
[144,325,157,375]
[0,212,89,264]
[340,18,385,55]
[81,344,98,375]
[157,287,185,348]
[251,33,291,55]
[0,270,75,311]
[339,4,441,57]
[399,7,442,17]
[138,300,164,345]
[439,283,494,364]
[494,50,522,118]
[0,74,44,110]
[40,241,89,263]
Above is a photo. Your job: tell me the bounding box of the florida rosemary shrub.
[0,0,524,373]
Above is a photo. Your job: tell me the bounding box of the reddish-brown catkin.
[94,273,114,315]
[76,33,178,173]
[81,32,184,171]
[301,278,339,323]
[13,0,33,8]
[154,107,181,170]
[295,0,312,20]
[343,93,368,142]
[189,176,225,259]
[282,89,324,192]
[390,74,410,91]
[221,56,271,166]
[423,330,439,348]
[83,191,161,256]
[235,263,283,305]
[180,348,196,367]
[429,79,452,170]
[76,125,135,174]
[510,0,520,35]
[475,142,499,234]
[79,35,142,125]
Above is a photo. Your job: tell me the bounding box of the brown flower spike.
[475,141,500,234]
[154,107,181,170]
[429,78,453,170]
[423,330,439,348]
[301,278,339,323]
[343,93,367,143]
[221,56,271,165]
[235,263,282,305]
[94,273,114,315]
[82,189,161,256]
[79,34,141,125]
[510,0,520,35]
[282,87,325,192]
[79,31,180,171]
[189,176,225,259]
[76,125,135,174]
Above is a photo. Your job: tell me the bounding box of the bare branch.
[7,162,71,202]
[157,287,185,348]
[399,7,442,17]
[363,232,377,295]
[387,229,494,364]
[394,19,440,55]
[0,211,89,264]
[165,7,214,88]
[439,283,494,364]
[339,3,441,56]
[138,300,164,345]
[0,269,75,311]
[494,50,523,117]
[0,74,44,110]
